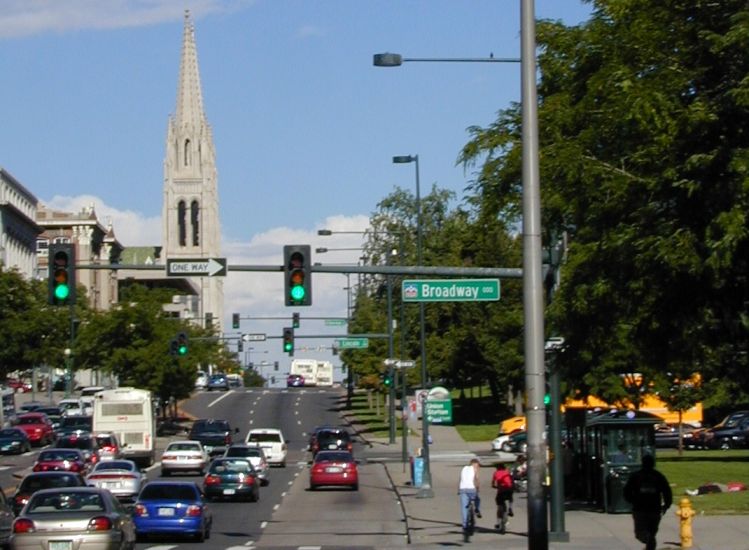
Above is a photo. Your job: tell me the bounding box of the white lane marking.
[260,521,268,528]
[288,480,294,486]
[145,546,178,550]
[299,547,322,550]
[294,410,298,415]
[281,491,286,497]
[297,420,301,425]
[248,419,254,425]
[273,503,280,511]
[0,467,9,471]
[249,410,254,415]
[207,390,233,408]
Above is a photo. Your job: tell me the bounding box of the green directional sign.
[425,399,453,424]
[402,279,500,302]
[335,337,369,349]
[325,318,348,326]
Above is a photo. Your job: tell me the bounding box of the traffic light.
[205,312,213,329]
[232,313,240,329]
[48,243,76,306]
[382,371,393,387]
[282,327,294,355]
[292,312,300,329]
[238,340,243,352]
[169,338,179,356]
[176,332,188,356]
[283,245,312,306]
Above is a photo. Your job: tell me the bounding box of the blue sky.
[0,0,591,378]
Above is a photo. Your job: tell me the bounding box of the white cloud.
[0,0,256,39]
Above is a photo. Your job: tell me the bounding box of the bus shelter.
[563,408,660,513]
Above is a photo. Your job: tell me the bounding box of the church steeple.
[175,10,206,132]
[162,9,223,331]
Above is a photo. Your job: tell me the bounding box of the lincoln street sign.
[401,279,500,302]
[335,337,369,349]
[166,258,227,277]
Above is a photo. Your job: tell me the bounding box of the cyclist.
[458,457,482,539]
[492,462,514,533]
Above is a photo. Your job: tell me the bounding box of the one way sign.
[166,258,227,277]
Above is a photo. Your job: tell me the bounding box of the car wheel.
[352,483,359,491]
[252,489,259,502]
[501,442,513,453]
[194,527,205,543]
[309,484,316,491]
[161,469,170,477]
[520,442,528,454]
[720,439,732,450]
[280,461,286,468]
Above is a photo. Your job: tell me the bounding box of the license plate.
[157,508,175,516]
[50,542,72,550]
[327,443,338,449]
[326,467,343,473]
[104,482,121,489]
[223,489,236,495]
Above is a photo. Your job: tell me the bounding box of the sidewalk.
[350,416,749,550]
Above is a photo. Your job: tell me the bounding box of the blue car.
[133,481,212,542]
[0,428,31,454]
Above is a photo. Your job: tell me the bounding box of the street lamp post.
[393,153,433,498]
[375,1,549,539]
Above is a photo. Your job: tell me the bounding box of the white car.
[492,433,514,452]
[160,440,208,476]
[195,370,208,390]
[246,428,287,468]
[86,459,143,502]
[58,398,85,417]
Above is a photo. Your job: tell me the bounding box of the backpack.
[497,470,514,490]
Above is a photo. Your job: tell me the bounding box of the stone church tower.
[162,10,223,331]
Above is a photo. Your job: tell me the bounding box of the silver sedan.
[85,460,143,502]
[10,486,135,550]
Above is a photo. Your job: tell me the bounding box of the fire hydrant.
[675,497,696,548]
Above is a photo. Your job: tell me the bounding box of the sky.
[0,0,592,381]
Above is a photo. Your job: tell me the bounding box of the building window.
[52,237,71,244]
[178,200,186,247]
[36,239,49,256]
[191,200,199,247]
[184,139,191,167]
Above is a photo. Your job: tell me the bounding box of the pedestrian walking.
[458,457,481,539]
[491,462,514,533]
[623,454,672,550]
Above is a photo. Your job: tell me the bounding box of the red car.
[6,378,32,393]
[309,450,358,491]
[16,412,56,446]
[33,448,88,475]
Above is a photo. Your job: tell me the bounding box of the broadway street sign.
[166,258,227,277]
[402,279,500,302]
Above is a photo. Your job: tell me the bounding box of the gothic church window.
[184,139,191,166]
[191,201,200,246]
[178,201,186,247]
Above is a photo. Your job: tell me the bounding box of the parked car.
[15,413,55,446]
[287,374,305,388]
[223,444,270,486]
[203,457,260,502]
[0,428,31,455]
[309,450,359,491]
[5,378,32,393]
[188,419,238,457]
[18,401,44,413]
[310,428,353,457]
[160,440,209,476]
[10,487,136,548]
[33,449,88,475]
[206,374,230,392]
[246,428,287,467]
[54,433,101,469]
[702,411,749,449]
[10,471,87,516]
[86,459,144,502]
[654,423,700,449]
[133,481,212,542]
[56,415,93,437]
[94,432,122,461]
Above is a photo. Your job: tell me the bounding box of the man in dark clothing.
[623,454,672,550]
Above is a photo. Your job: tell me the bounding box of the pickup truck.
[187,418,239,456]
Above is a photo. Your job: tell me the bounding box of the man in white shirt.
[458,457,482,538]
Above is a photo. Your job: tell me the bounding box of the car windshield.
[168,443,201,451]
[28,491,104,513]
[210,459,253,473]
[315,452,353,463]
[248,433,281,443]
[318,430,349,441]
[96,436,116,446]
[39,451,81,462]
[139,484,199,501]
[17,416,44,425]
[21,474,83,491]
[61,417,92,428]
[191,421,229,434]
[226,447,262,457]
[0,429,22,437]
[93,461,134,472]
[57,438,93,450]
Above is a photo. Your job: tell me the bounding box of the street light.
[315,247,363,253]
[375,3,549,542]
[374,52,520,66]
[392,153,433,498]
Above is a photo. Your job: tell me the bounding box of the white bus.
[92,387,156,466]
[289,359,334,387]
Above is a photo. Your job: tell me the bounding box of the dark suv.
[702,411,749,449]
[54,434,102,468]
[311,428,353,457]
[188,419,238,456]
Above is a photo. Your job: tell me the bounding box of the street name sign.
[242,333,266,342]
[325,319,348,326]
[397,360,415,368]
[402,278,500,302]
[166,258,227,277]
[335,337,369,349]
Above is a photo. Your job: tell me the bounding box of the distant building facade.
[0,167,42,278]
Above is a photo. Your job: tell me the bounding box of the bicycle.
[495,492,511,534]
[463,494,478,541]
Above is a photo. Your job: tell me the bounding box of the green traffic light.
[544,394,551,406]
[290,285,306,301]
[178,344,188,355]
[54,284,70,300]
[284,342,293,352]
